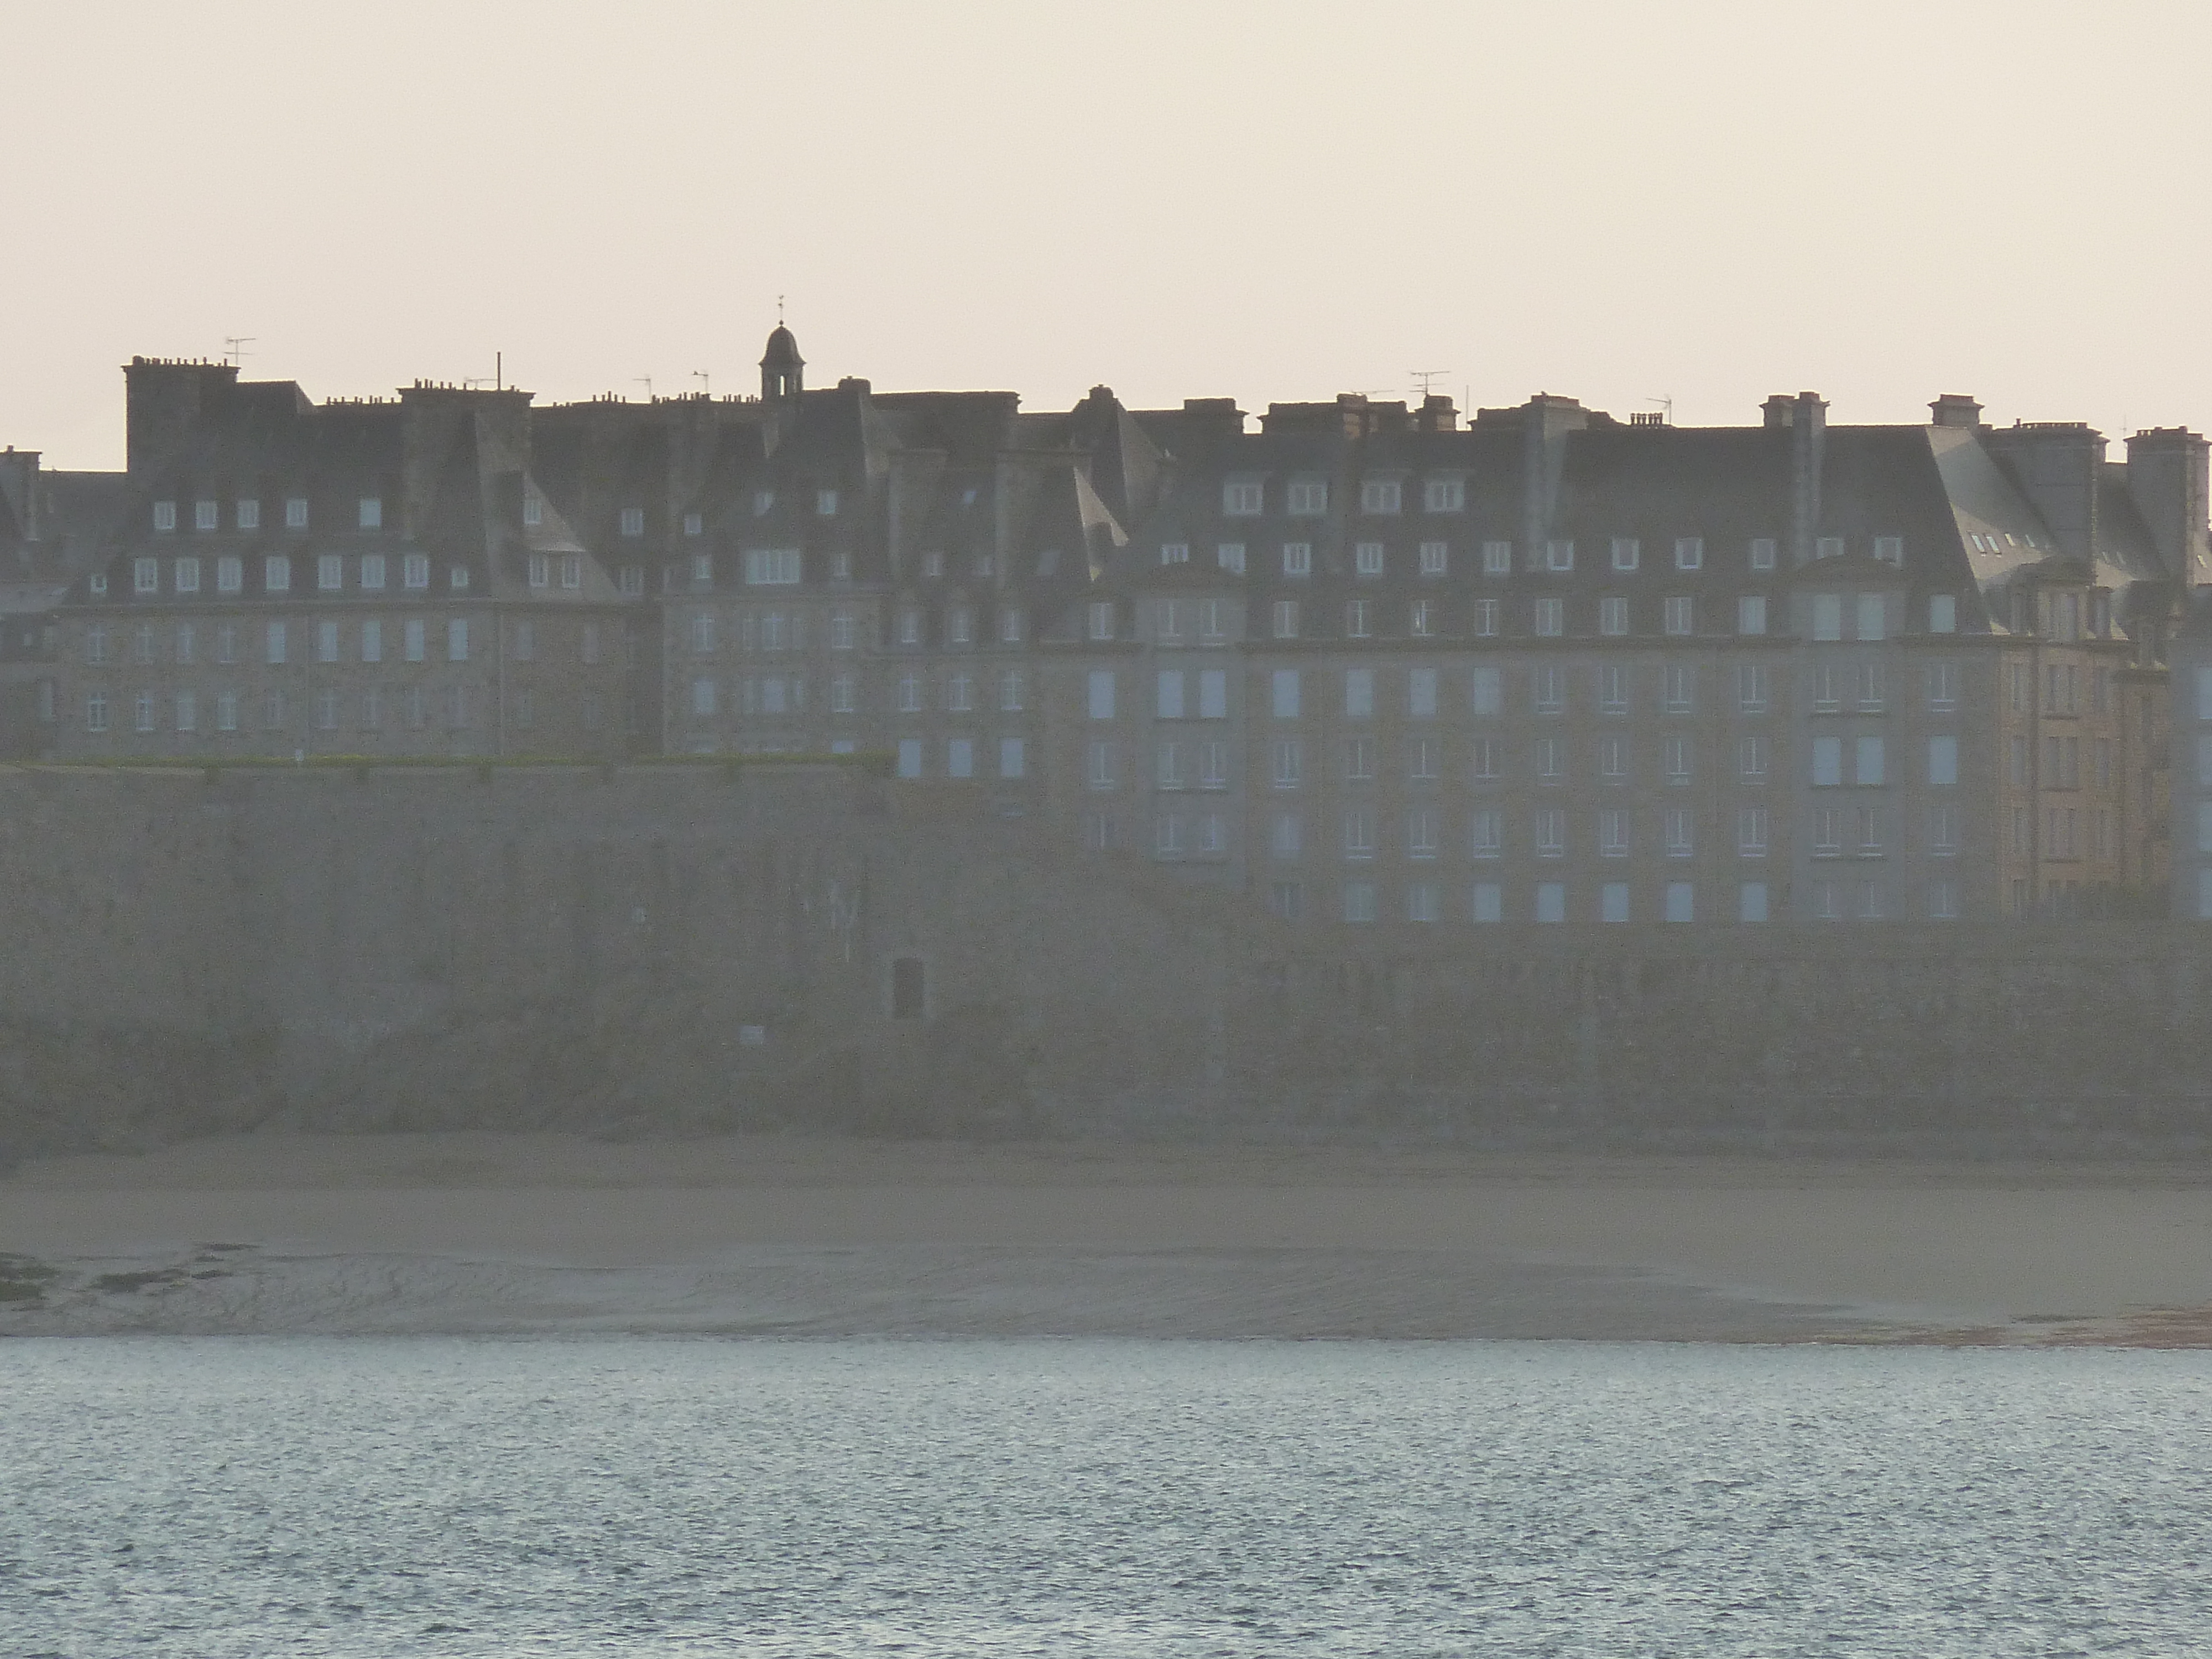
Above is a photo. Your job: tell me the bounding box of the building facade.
[29,332,2206,926]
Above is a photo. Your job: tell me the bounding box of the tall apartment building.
[35,330,2203,925]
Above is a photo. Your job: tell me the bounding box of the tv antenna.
[692,370,711,397]
[1644,394,1674,424]
[222,336,255,367]
[1410,369,1451,398]
[634,375,654,401]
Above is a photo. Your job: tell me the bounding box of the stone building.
[52,361,641,760]
[30,330,2206,926]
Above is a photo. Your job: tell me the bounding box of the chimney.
[1761,394,1795,429]
[1983,421,2105,561]
[0,448,40,545]
[2125,427,2210,582]
[124,356,241,478]
[1929,394,1983,429]
[1519,394,1588,563]
[1416,394,1458,433]
[1789,392,1827,565]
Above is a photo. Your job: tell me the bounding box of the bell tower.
[760,323,804,404]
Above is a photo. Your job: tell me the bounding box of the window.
[175,690,196,732]
[1408,808,1439,860]
[1874,535,1903,565]
[1160,541,1190,565]
[1425,478,1464,512]
[133,624,153,665]
[1817,536,1844,560]
[317,620,339,664]
[1154,813,1186,858]
[1739,734,1767,781]
[1662,665,1694,713]
[1087,669,1115,721]
[1271,739,1303,789]
[1199,742,1228,789]
[1925,661,1959,712]
[1471,810,1503,859]
[689,614,716,655]
[693,554,715,587]
[216,624,236,664]
[1610,538,1639,572]
[1738,595,1767,635]
[1470,665,1501,716]
[1812,594,1842,640]
[1546,539,1574,572]
[1345,599,1371,638]
[315,688,340,731]
[1472,883,1503,923]
[404,554,429,590]
[1738,806,1768,856]
[561,555,582,591]
[1157,670,1186,720]
[447,619,468,662]
[1928,735,1958,786]
[1410,599,1434,637]
[1599,734,1627,782]
[312,554,340,592]
[1404,666,1438,721]
[816,489,838,517]
[1342,882,1378,924]
[1665,810,1693,858]
[1930,806,1958,855]
[1929,880,1958,920]
[359,619,381,663]
[1419,541,1447,575]
[997,737,1026,779]
[1270,669,1301,719]
[1223,481,1262,516]
[1216,542,1246,573]
[217,555,242,593]
[1344,736,1376,781]
[1354,541,1384,577]
[1344,669,1374,718]
[1088,602,1115,641]
[231,498,258,531]
[359,498,382,530]
[1000,670,1025,712]
[265,621,287,665]
[1599,809,1630,858]
[1855,735,1885,786]
[947,738,973,779]
[1343,808,1376,860]
[1591,664,1624,714]
[1856,661,1885,712]
[1360,478,1401,514]
[896,609,921,646]
[1482,541,1512,576]
[1281,542,1312,577]
[1473,598,1499,637]
[897,672,922,713]
[1929,594,1957,634]
[1663,735,1691,785]
[86,692,107,732]
[170,557,201,594]
[133,557,158,594]
[1856,594,1886,641]
[521,492,544,529]
[1533,596,1563,637]
[1662,881,1694,924]
[1286,479,1327,515]
[1270,880,1305,920]
[1406,883,1440,923]
[745,549,801,586]
[1000,606,1024,643]
[1740,881,1768,922]
[1087,740,1115,789]
[134,690,155,733]
[176,623,195,663]
[948,607,973,646]
[1813,735,1843,786]
[285,498,308,529]
[620,565,645,596]
[1663,596,1694,636]
[1601,884,1630,924]
[449,565,469,591]
[1273,600,1300,640]
[1200,669,1228,719]
[1599,596,1629,637]
[85,625,107,665]
[153,501,176,532]
[1535,808,1566,858]
[692,678,718,717]
[404,619,425,662]
[1471,739,1500,781]
[1535,882,1566,923]
[1408,736,1441,781]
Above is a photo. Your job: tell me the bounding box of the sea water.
[2,1338,2206,1657]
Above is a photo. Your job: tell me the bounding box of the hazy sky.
[7,1,2209,469]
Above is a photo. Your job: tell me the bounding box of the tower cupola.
[760,325,804,403]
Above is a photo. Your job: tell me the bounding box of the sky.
[5,0,2209,470]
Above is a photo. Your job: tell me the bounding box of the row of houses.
[6,325,2212,925]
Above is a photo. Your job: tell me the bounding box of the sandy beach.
[3,1133,2210,1344]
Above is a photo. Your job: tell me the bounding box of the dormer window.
[1929,594,1957,634]
[528,554,550,588]
[153,502,176,533]
[359,497,382,530]
[1161,542,1190,565]
[619,507,644,538]
[1222,481,1262,516]
[1874,535,1904,565]
[1360,478,1402,514]
[523,494,542,527]
[1750,537,1777,570]
[450,566,469,589]
[561,555,582,589]
[195,500,218,531]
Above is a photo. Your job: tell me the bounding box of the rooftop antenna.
[1644,394,1674,424]
[222,336,255,367]
[692,370,710,398]
[1410,369,1451,398]
[496,351,502,392]
[635,375,654,401]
